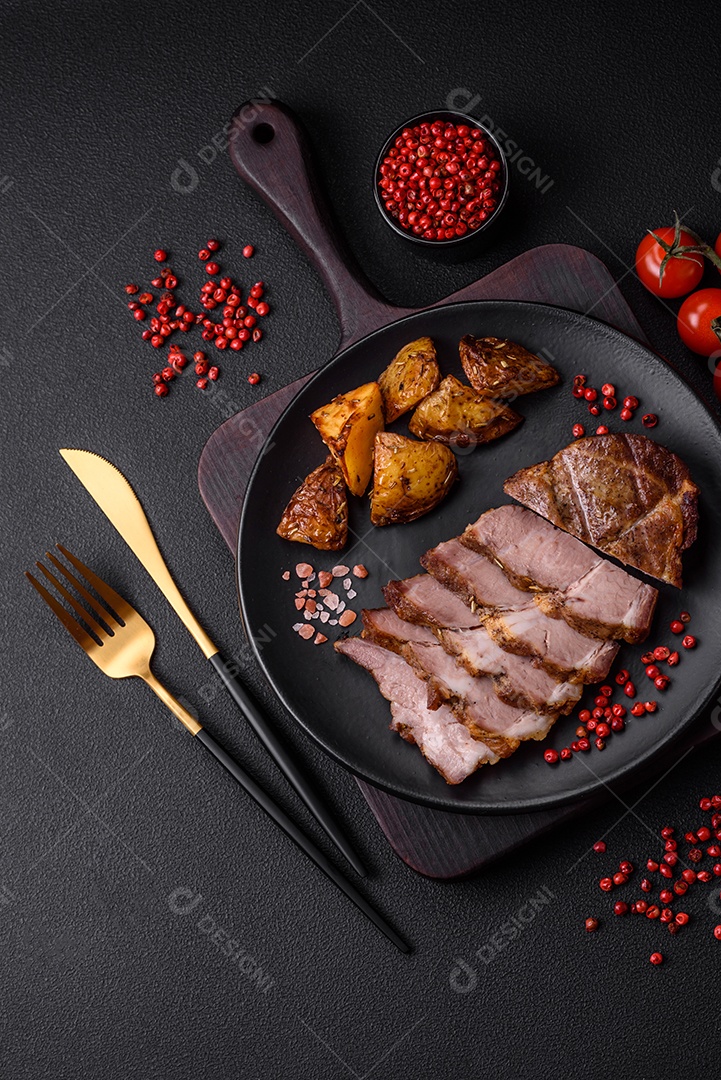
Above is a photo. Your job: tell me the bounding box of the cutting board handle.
[228,100,403,350]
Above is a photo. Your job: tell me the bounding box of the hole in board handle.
[252,123,275,145]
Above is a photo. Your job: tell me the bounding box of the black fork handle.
[208,653,366,878]
[195,727,409,954]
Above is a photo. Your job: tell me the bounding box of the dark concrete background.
[2,2,721,1077]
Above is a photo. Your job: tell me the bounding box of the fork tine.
[44,551,120,630]
[56,544,129,622]
[36,561,111,638]
[25,571,98,652]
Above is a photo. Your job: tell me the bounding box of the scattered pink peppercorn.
[248,373,261,385]
[592,840,606,854]
[154,249,168,262]
[154,383,168,397]
[682,635,696,649]
[585,917,599,932]
[649,953,663,965]
[243,244,255,258]
[543,748,559,764]
[670,619,684,634]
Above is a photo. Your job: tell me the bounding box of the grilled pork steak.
[361,607,580,716]
[334,637,499,783]
[419,541,618,681]
[503,434,698,588]
[462,505,658,642]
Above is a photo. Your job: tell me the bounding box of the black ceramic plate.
[237,301,721,813]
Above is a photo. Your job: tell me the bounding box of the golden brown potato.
[377,337,440,423]
[276,457,348,551]
[370,432,458,526]
[310,382,384,496]
[459,335,560,399]
[408,374,523,447]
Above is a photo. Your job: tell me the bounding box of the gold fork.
[26,545,408,954]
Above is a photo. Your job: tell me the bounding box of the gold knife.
[59,449,366,877]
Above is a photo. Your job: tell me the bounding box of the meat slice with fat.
[401,640,557,750]
[362,607,580,716]
[383,573,481,629]
[419,541,618,682]
[461,504,658,643]
[334,637,499,784]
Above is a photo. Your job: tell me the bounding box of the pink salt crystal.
[296,563,313,579]
[338,610,357,627]
[298,624,314,639]
[331,565,349,577]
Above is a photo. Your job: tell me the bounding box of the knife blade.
[59,448,367,877]
[60,449,217,657]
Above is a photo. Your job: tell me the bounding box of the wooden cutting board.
[199,241,717,878]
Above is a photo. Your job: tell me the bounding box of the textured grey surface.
[2,1,721,1077]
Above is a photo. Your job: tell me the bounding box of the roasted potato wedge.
[459,335,560,399]
[310,381,384,496]
[408,374,523,447]
[276,456,348,551]
[370,432,458,526]
[378,337,440,423]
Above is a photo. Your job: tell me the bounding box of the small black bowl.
[373,109,509,258]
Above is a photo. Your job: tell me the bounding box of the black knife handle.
[195,727,408,954]
[208,652,366,878]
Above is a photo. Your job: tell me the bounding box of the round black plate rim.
[236,299,721,814]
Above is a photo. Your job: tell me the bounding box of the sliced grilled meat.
[383,573,481,629]
[362,607,580,716]
[462,504,658,642]
[503,433,698,588]
[420,541,618,682]
[401,641,557,750]
[334,637,499,783]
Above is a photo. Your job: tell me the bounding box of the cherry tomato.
[716,232,721,264]
[677,288,721,356]
[635,227,704,298]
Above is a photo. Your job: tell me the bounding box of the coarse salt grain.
[296,563,313,578]
[292,623,303,632]
[337,600,346,613]
[294,598,304,610]
[298,624,314,640]
[332,565,349,577]
[352,565,368,579]
[338,610,357,627]
[342,577,352,590]
[347,589,357,599]
[314,633,327,645]
[282,571,291,581]
[329,619,338,626]
[318,571,333,588]
[324,593,339,611]
[320,611,329,623]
